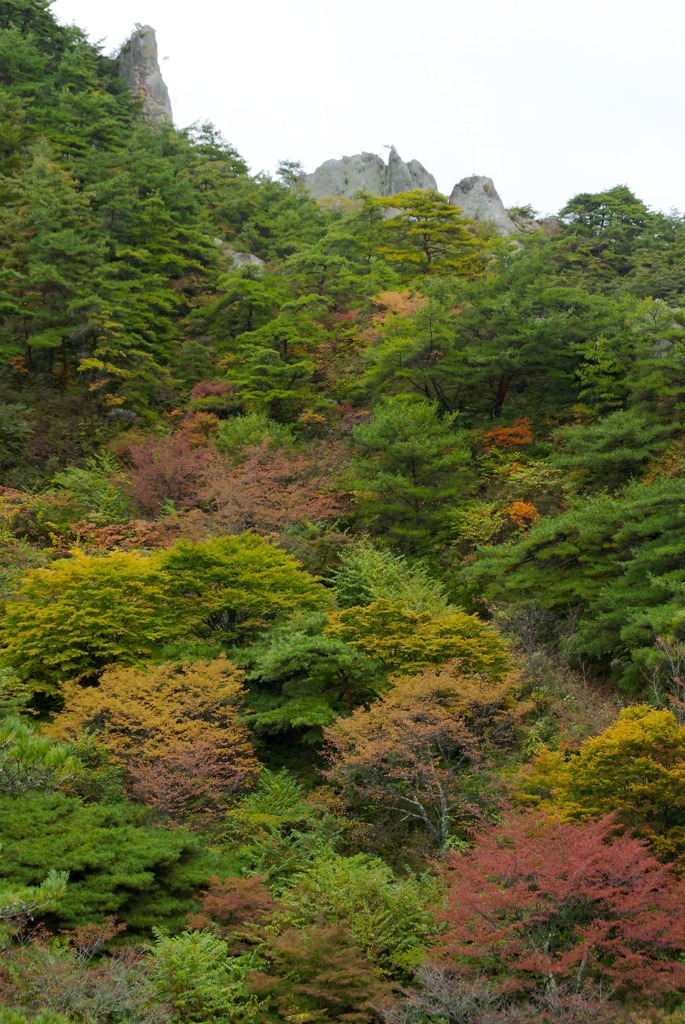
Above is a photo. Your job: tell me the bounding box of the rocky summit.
[448,176,519,235]
[300,146,436,200]
[117,25,173,125]
[301,149,522,235]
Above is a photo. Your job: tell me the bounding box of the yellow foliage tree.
[518,705,685,858]
[326,599,511,679]
[0,550,176,690]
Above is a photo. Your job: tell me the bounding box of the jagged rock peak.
[117,25,173,125]
[448,176,519,236]
[300,147,437,200]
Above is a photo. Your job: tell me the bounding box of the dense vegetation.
[2,2,685,1021]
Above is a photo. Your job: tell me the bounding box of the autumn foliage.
[123,431,348,535]
[124,432,218,516]
[248,921,395,1023]
[325,665,521,847]
[437,812,685,1005]
[483,418,534,452]
[0,551,177,690]
[50,659,259,821]
[326,599,511,679]
[195,439,349,535]
[186,874,276,956]
[518,706,685,858]
[506,500,542,529]
[67,518,176,552]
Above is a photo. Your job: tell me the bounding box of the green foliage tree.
[0,790,223,932]
[279,852,436,978]
[160,533,331,643]
[466,476,685,685]
[0,867,68,925]
[350,397,472,551]
[557,186,662,285]
[225,770,343,887]
[149,930,263,1023]
[332,540,451,613]
[46,453,134,526]
[370,189,489,277]
[199,271,282,345]
[0,144,106,380]
[551,409,673,491]
[0,1012,73,1024]
[0,404,33,475]
[238,612,384,743]
[0,551,176,690]
[624,298,685,421]
[214,412,294,458]
[362,255,624,420]
[0,717,82,795]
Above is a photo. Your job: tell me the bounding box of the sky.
[50,0,685,218]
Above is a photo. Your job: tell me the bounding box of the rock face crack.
[117,25,173,125]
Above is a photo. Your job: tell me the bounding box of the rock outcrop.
[301,147,436,200]
[386,146,437,195]
[223,248,265,270]
[300,150,522,235]
[448,176,519,236]
[117,26,173,125]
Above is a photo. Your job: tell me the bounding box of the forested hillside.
[2,3,685,1022]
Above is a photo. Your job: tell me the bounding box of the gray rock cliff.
[301,147,436,199]
[117,25,173,125]
[448,176,519,235]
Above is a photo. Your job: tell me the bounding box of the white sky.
[51,0,685,217]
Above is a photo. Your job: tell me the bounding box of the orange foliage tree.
[506,501,541,530]
[324,665,521,847]
[482,418,533,452]
[50,658,259,821]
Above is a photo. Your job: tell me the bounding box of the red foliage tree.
[437,812,685,1008]
[123,434,348,536]
[126,734,252,826]
[187,875,275,952]
[124,433,218,516]
[197,439,349,535]
[188,379,238,416]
